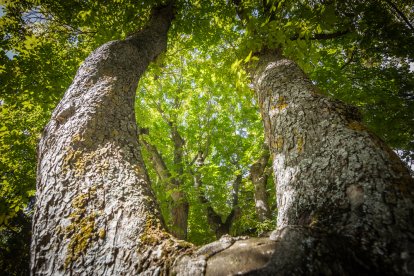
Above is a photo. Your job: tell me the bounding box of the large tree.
[0,0,413,274]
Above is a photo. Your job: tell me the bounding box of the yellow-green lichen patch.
[61,133,106,176]
[175,239,193,249]
[64,213,96,268]
[347,121,366,132]
[133,164,145,175]
[140,215,170,246]
[64,148,109,176]
[62,148,82,173]
[272,136,284,151]
[73,151,99,177]
[71,133,82,144]
[309,214,319,227]
[272,96,288,111]
[64,187,100,269]
[297,136,304,153]
[98,228,106,239]
[138,215,195,269]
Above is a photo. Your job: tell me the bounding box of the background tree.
[136,41,275,242]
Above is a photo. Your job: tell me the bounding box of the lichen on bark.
[31,4,181,275]
[64,187,99,269]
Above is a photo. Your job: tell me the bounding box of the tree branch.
[140,138,171,182]
[290,29,350,41]
[140,131,189,239]
[232,0,249,24]
[384,0,414,32]
[341,47,356,70]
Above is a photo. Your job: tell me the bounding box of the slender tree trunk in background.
[170,125,189,240]
[193,151,240,239]
[141,138,189,240]
[143,107,190,240]
[208,174,241,239]
[252,50,414,274]
[250,146,272,222]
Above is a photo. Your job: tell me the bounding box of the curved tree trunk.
[252,50,414,274]
[30,5,191,275]
[31,4,414,274]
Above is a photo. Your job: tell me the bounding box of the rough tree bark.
[30,4,192,275]
[31,4,273,275]
[251,50,414,275]
[31,3,414,275]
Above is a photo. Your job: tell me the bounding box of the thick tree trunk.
[30,5,192,275]
[252,50,414,274]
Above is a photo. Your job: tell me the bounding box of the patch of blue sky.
[5,50,17,59]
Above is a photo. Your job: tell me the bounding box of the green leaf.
[231,59,242,71]
[244,51,253,63]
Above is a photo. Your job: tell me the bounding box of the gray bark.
[252,50,414,275]
[177,51,414,275]
[31,3,414,274]
[30,4,191,275]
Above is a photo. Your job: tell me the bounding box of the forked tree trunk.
[192,152,241,239]
[31,3,414,273]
